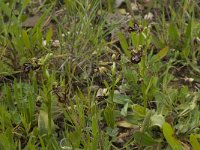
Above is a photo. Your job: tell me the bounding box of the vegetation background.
[0,0,200,149]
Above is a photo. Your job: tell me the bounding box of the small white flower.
[52,40,60,47]
[144,12,154,20]
[42,40,47,46]
[115,0,125,8]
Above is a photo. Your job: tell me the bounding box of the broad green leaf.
[168,23,179,44]
[37,28,43,46]
[92,114,99,136]
[112,93,132,105]
[162,122,183,150]
[46,27,53,45]
[152,47,168,63]
[38,110,55,134]
[133,131,157,146]
[126,114,145,124]
[22,29,31,49]
[131,32,139,48]
[117,120,134,128]
[190,134,200,150]
[132,104,146,117]
[92,114,99,150]
[118,32,131,58]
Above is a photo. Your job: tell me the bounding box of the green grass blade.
[190,134,200,150]
[152,47,168,63]
[162,122,183,150]
[118,32,131,58]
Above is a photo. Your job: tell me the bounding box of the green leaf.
[168,23,179,44]
[162,122,183,150]
[117,120,134,128]
[68,130,82,148]
[46,27,53,45]
[32,27,43,47]
[151,35,164,48]
[133,131,157,146]
[113,93,132,105]
[19,0,30,20]
[92,114,99,150]
[145,77,154,95]
[181,43,190,58]
[190,134,200,150]
[118,32,131,58]
[104,106,115,128]
[92,114,99,136]
[38,110,55,134]
[131,32,139,48]
[122,67,138,85]
[0,1,12,18]
[181,16,193,58]
[22,29,31,49]
[185,16,193,41]
[120,102,129,116]
[106,127,118,137]
[152,47,168,63]
[132,104,146,117]
[21,0,30,10]
[0,134,11,150]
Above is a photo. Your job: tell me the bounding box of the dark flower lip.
[131,55,141,64]
[23,63,33,73]
[128,23,144,33]
[23,63,40,73]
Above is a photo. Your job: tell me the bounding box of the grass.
[0,0,200,149]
